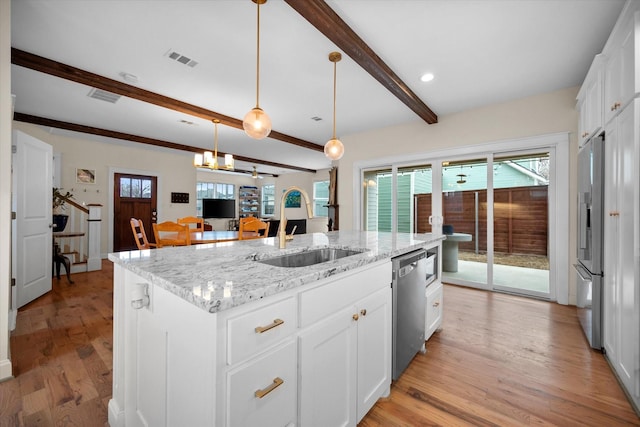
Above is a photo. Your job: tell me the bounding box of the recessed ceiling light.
[420,73,435,82]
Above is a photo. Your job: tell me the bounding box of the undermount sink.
[257,247,366,268]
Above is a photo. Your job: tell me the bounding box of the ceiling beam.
[285,0,438,124]
[13,113,317,174]
[11,48,324,153]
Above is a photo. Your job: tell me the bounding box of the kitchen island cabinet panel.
[226,339,297,427]
[299,304,358,427]
[110,269,217,427]
[108,231,444,426]
[299,283,391,426]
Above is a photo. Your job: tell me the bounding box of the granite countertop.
[108,230,445,314]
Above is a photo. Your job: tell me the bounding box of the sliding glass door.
[360,146,556,300]
[441,158,489,288]
[492,152,550,297]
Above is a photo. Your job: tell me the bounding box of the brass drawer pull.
[433,301,440,307]
[352,313,359,321]
[360,309,367,316]
[609,211,620,217]
[255,377,284,399]
[255,318,284,334]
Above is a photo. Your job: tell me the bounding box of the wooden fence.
[415,185,548,256]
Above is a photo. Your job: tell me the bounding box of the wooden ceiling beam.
[285,0,438,124]
[13,113,317,174]
[11,48,324,153]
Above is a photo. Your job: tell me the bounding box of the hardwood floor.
[0,262,637,426]
[0,261,113,427]
[360,284,640,426]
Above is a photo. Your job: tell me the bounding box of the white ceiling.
[10,0,625,176]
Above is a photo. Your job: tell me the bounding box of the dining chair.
[177,216,204,231]
[239,217,269,240]
[152,221,192,247]
[130,218,157,250]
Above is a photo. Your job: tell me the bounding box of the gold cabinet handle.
[433,301,440,307]
[360,309,367,316]
[609,211,620,217]
[255,377,284,399]
[255,318,284,334]
[352,313,359,321]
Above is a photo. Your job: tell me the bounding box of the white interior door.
[13,130,53,308]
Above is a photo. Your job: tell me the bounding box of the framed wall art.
[284,190,301,208]
[76,168,96,184]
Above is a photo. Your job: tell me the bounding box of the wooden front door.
[114,173,157,252]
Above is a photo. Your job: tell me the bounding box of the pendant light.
[193,119,234,170]
[243,0,271,140]
[325,51,345,160]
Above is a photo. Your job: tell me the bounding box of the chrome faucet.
[279,186,313,249]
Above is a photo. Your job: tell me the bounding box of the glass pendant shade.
[243,107,271,139]
[324,138,344,160]
[194,153,203,167]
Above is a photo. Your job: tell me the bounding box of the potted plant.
[52,187,74,231]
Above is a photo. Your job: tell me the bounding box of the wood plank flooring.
[0,262,638,426]
[360,284,640,426]
[0,261,113,427]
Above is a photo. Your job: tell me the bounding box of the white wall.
[0,0,12,381]
[337,86,579,303]
[14,123,200,255]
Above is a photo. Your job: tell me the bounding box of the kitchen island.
[108,231,444,427]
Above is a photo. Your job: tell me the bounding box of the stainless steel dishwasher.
[392,248,427,380]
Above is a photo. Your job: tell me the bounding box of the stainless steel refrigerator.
[575,133,604,350]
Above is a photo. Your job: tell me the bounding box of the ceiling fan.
[251,166,264,180]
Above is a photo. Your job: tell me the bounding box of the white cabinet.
[299,261,391,426]
[356,287,392,421]
[581,2,640,413]
[299,304,358,427]
[603,99,640,408]
[226,339,297,427]
[217,293,299,427]
[603,11,639,124]
[110,258,399,426]
[109,268,218,427]
[425,281,443,340]
[577,55,604,145]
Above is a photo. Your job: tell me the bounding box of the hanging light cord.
[213,119,218,159]
[255,0,261,109]
[332,58,337,139]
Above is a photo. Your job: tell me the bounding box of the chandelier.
[193,119,234,170]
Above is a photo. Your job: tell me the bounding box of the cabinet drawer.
[425,282,443,340]
[226,296,297,365]
[299,261,391,328]
[227,339,297,427]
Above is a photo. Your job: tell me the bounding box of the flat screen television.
[202,198,235,219]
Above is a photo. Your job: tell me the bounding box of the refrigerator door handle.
[573,263,592,281]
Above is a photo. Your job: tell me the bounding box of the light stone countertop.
[108,230,445,314]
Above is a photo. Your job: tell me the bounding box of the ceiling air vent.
[166,50,198,68]
[87,88,121,103]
